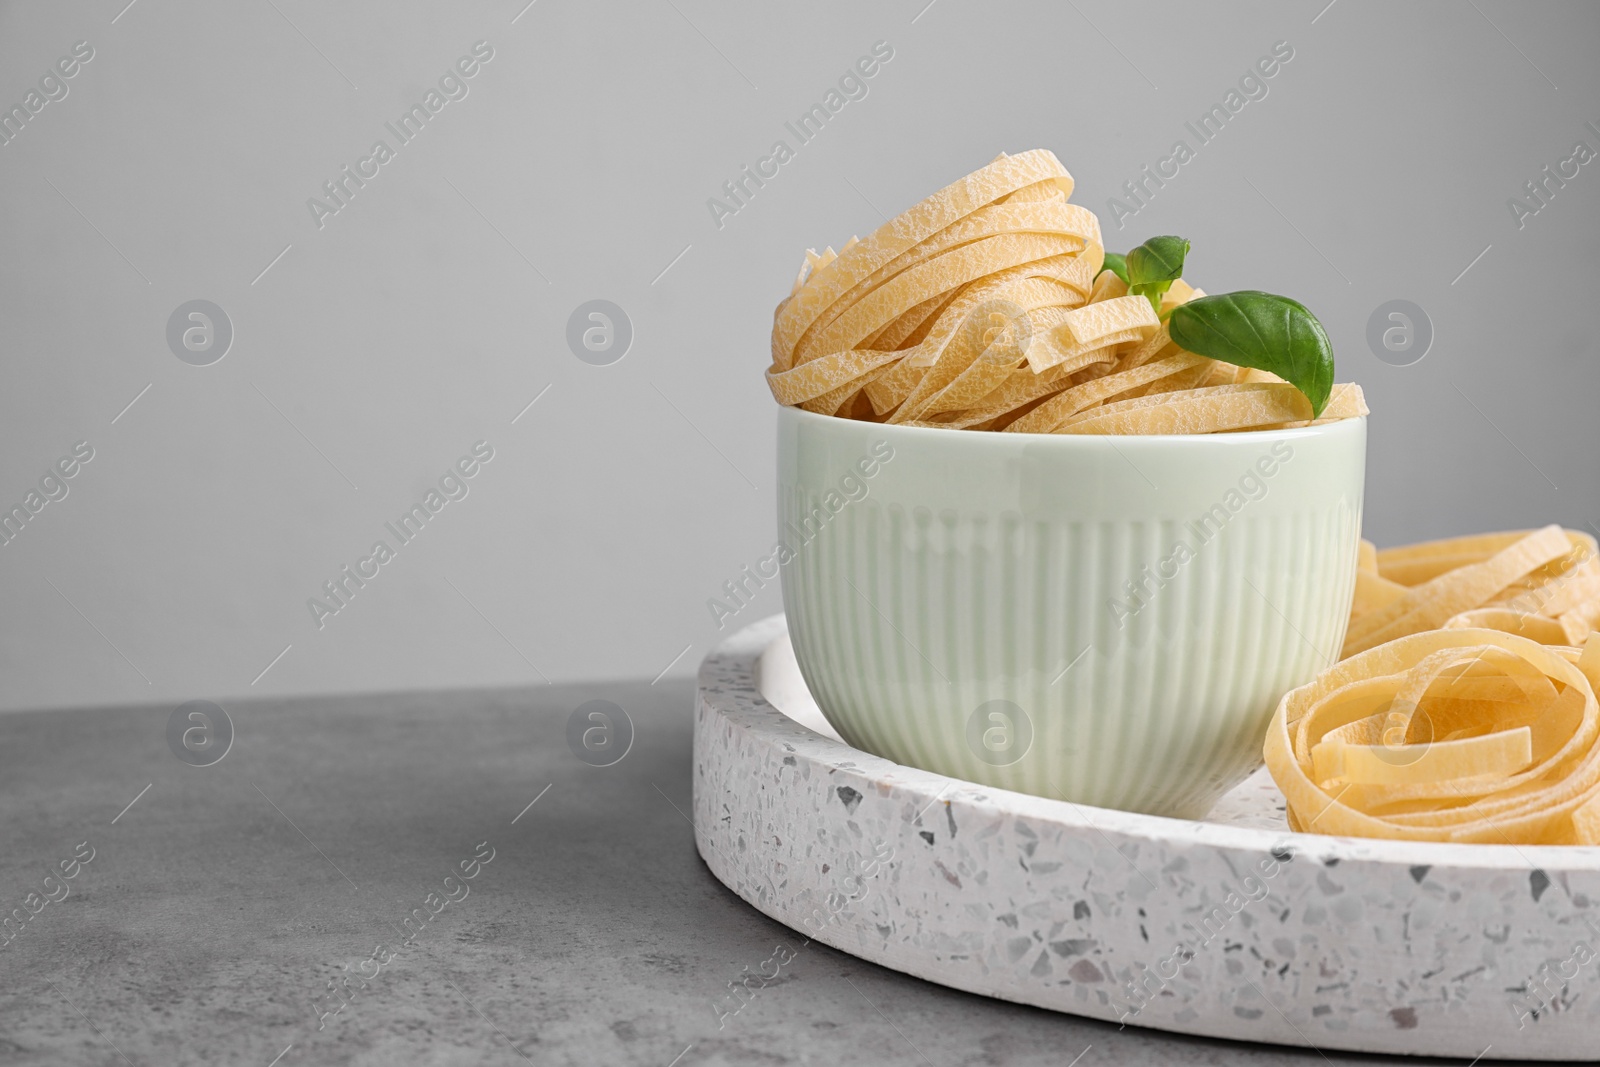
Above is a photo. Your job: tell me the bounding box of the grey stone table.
[1,682,1466,1066]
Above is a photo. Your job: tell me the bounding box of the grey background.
[1,0,1596,714]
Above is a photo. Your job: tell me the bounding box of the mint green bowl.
[776,405,1366,818]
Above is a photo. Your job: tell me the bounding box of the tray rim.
[719,612,1600,876]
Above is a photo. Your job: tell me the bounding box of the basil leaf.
[1126,235,1189,312]
[1126,236,1188,287]
[1097,252,1128,285]
[1168,291,1335,417]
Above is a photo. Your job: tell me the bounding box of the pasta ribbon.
[1264,629,1600,844]
[766,150,1364,435]
[1271,527,1600,843]
[1344,526,1598,658]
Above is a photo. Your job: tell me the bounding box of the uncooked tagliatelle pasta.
[1345,526,1600,658]
[1264,629,1600,844]
[764,150,1367,433]
[1262,526,1600,844]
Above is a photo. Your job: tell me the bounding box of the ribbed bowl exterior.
[777,406,1366,818]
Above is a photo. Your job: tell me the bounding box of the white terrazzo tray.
[693,614,1600,1061]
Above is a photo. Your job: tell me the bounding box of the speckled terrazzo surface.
[695,614,1600,1061]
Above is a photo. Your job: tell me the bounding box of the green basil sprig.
[1097,252,1129,286]
[1101,235,1339,416]
[1124,236,1189,315]
[1168,291,1335,417]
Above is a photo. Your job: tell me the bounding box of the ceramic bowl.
[775,404,1366,817]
